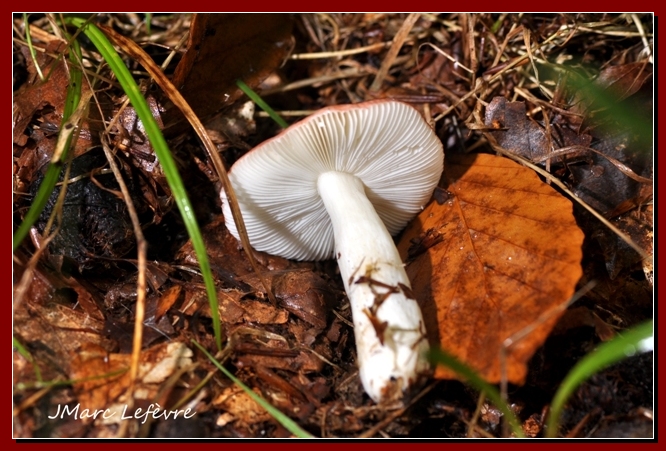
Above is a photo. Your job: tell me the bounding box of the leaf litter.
[13,13,653,438]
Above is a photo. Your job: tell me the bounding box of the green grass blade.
[236,79,288,129]
[13,337,42,382]
[564,68,652,150]
[13,33,83,251]
[192,340,313,438]
[23,14,45,81]
[64,17,222,350]
[145,13,152,35]
[14,368,128,391]
[545,320,653,437]
[429,348,525,438]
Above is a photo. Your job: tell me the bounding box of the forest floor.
[13,13,653,438]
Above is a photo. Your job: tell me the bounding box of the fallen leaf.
[580,62,652,111]
[165,13,293,132]
[248,269,334,329]
[485,96,592,163]
[69,342,193,423]
[13,41,93,162]
[153,284,182,320]
[397,153,584,384]
[141,284,181,347]
[240,299,289,325]
[484,90,652,248]
[13,300,112,381]
[213,385,272,429]
[590,205,653,279]
[236,351,323,375]
[568,128,652,217]
[110,94,172,220]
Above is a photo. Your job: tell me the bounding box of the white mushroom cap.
[221,99,443,260]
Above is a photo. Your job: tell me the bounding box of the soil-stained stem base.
[317,170,430,402]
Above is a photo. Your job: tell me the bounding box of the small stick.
[369,13,420,92]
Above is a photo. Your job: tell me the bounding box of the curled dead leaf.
[397,153,584,384]
[165,13,293,132]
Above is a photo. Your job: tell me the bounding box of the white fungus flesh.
[221,100,444,402]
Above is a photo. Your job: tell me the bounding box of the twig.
[464,14,478,87]
[261,67,373,96]
[631,14,653,64]
[290,41,392,59]
[256,110,318,118]
[467,390,487,437]
[370,13,420,92]
[568,24,651,37]
[418,42,473,74]
[99,133,147,438]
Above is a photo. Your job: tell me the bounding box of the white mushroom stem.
[317,171,430,402]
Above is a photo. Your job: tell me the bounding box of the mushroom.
[221,99,444,402]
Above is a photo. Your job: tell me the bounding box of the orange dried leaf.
[153,284,182,320]
[397,153,584,384]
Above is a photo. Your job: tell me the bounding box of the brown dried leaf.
[592,62,652,103]
[165,13,293,131]
[191,287,288,325]
[13,44,94,190]
[240,300,289,325]
[567,62,652,136]
[485,92,652,227]
[69,342,193,423]
[63,275,105,321]
[13,300,111,382]
[251,270,334,329]
[14,42,76,145]
[485,96,592,163]
[213,385,273,429]
[397,153,584,384]
[176,216,332,330]
[560,63,653,217]
[568,132,652,217]
[111,94,172,216]
[590,204,653,279]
